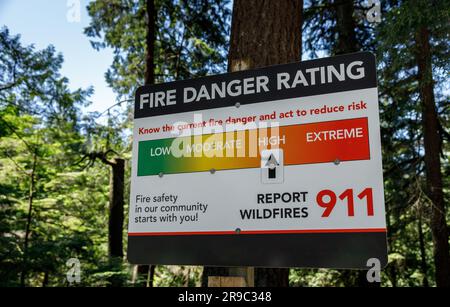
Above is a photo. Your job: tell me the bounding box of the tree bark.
[255,268,290,287]
[228,0,303,71]
[109,158,125,258]
[415,26,450,287]
[204,0,303,287]
[333,0,359,55]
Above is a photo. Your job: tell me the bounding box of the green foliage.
[0,27,93,121]
[85,0,230,97]
[376,0,449,287]
[0,27,114,287]
[154,265,202,287]
[303,0,377,56]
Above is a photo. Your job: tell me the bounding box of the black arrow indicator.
[265,154,279,179]
[268,168,276,179]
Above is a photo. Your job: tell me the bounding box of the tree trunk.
[145,0,156,85]
[20,150,37,287]
[42,271,49,287]
[418,213,429,287]
[109,158,125,258]
[333,0,358,55]
[228,0,302,72]
[255,268,289,287]
[148,265,155,287]
[386,205,397,287]
[415,26,450,287]
[137,0,157,286]
[203,0,303,287]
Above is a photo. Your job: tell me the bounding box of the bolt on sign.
[128,52,388,269]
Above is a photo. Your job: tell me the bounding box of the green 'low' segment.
[138,138,184,176]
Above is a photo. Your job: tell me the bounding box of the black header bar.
[134,52,377,119]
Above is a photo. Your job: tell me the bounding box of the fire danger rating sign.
[128,52,388,269]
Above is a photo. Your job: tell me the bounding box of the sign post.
[128,52,388,269]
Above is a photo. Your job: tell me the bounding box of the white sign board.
[128,52,387,268]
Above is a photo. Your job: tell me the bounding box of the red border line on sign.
[128,228,387,236]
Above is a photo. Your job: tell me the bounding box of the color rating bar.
[137,117,370,176]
